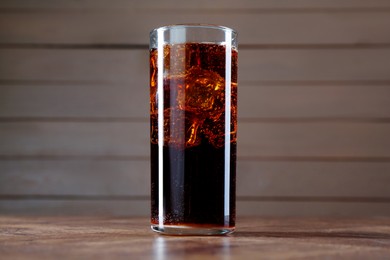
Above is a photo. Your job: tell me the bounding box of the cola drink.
[150,26,237,235]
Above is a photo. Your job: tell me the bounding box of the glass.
[150,24,238,235]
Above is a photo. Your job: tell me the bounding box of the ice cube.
[150,50,158,88]
[202,116,225,148]
[158,108,203,148]
[177,67,225,116]
[202,108,238,149]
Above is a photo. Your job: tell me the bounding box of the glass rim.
[150,23,237,37]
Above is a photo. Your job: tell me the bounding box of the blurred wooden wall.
[0,0,390,216]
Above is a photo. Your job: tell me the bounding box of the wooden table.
[1,216,390,259]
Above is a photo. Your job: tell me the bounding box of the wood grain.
[0,200,149,216]
[240,85,390,119]
[2,0,390,9]
[1,122,390,157]
[0,216,390,259]
[1,83,390,119]
[1,0,390,217]
[237,201,390,217]
[239,122,390,157]
[0,82,148,118]
[2,49,390,82]
[1,0,390,47]
[1,161,390,198]
[1,200,390,216]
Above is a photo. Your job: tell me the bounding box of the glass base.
[151,224,235,236]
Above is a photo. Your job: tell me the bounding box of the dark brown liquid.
[150,43,237,227]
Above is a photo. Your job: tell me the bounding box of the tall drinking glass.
[150,24,238,235]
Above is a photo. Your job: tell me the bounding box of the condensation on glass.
[150,24,238,235]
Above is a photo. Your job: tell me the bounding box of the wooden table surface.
[1,216,390,259]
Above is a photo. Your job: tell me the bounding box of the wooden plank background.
[0,0,390,216]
